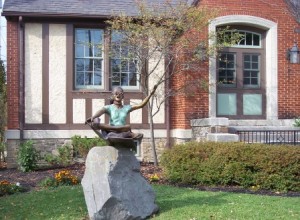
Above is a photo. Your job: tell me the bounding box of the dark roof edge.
[1,11,112,19]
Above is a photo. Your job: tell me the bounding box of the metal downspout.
[18,16,24,141]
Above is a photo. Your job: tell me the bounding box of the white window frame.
[74,28,104,90]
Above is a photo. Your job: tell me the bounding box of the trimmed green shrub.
[17,140,41,172]
[44,144,73,166]
[71,135,106,158]
[160,142,300,192]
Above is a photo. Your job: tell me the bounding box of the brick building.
[2,0,300,167]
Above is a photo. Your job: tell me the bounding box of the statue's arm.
[86,107,106,123]
[130,85,158,112]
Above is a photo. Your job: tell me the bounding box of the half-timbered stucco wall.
[5,22,167,167]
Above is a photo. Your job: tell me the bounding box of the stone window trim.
[209,15,278,121]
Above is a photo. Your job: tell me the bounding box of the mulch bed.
[0,162,163,191]
[0,161,299,197]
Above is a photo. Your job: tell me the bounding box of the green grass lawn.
[0,185,299,220]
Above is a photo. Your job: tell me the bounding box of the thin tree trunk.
[148,101,158,166]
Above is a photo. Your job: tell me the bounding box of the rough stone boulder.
[81,146,159,220]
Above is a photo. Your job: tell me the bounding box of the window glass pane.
[219,60,226,68]
[243,54,260,88]
[252,62,258,69]
[129,61,137,72]
[227,53,234,62]
[94,59,102,72]
[94,72,102,85]
[121,73,129,86]
[112,59,121,72]
[238,32,245,45]
[246,32,252,45]
[243,94,262,115]
[76,72,84,86]
[75,59,84,71]
[129,72,137,86]
[111,72,120,86]
[75,45,84,57]
[75,29,85,44]
[85,72,93,85]
[217,93,237,115]
[75,28,103,89]
[94,45,102,58]
[110,31,139,89]
[218,53,236,87]
[251,78,258,85]
[85,46,93,58]
[251,72,258,78]
[244,55,250,61]
[84,59,93,71]
[90,30,102,44]
[253,34,260,46]
[244,61,250,69]
[244,71,250,77]
[243,78,250,85]
[121,60,128,72]
[252,55,258,62]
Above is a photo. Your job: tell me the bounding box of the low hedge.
[160,142,300,192]
[71,135,107,158]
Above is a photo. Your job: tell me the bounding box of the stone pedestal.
[191,117,238,142]
[81,146,158,220]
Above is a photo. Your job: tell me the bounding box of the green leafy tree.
[107,1,239,165]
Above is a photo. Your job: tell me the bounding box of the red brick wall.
[170,0,300,129]
[6,20,19,129]
[170,63,209,129]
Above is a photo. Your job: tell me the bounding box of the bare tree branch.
[285,0,300,23]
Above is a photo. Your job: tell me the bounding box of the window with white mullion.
[110,31,139,89]
[243,54,260,88]
[217,53,236,87]
[75,28,104,89]
[222,30,261,48]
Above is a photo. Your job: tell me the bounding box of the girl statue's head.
[110,86,124,104]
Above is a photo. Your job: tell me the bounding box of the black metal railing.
[236,130,300,145]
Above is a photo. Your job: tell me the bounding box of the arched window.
[216,26,266,119]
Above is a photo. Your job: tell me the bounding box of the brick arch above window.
[208,15,278,121]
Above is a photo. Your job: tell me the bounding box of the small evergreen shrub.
[17,140,41,172]
[160,142,300,192]
[71,135,106,158]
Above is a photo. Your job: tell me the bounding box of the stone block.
[82,146,159,220]
[191,117,229,127]
[207,133,239,142]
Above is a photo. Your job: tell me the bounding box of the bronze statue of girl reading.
[85,85,157,143]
